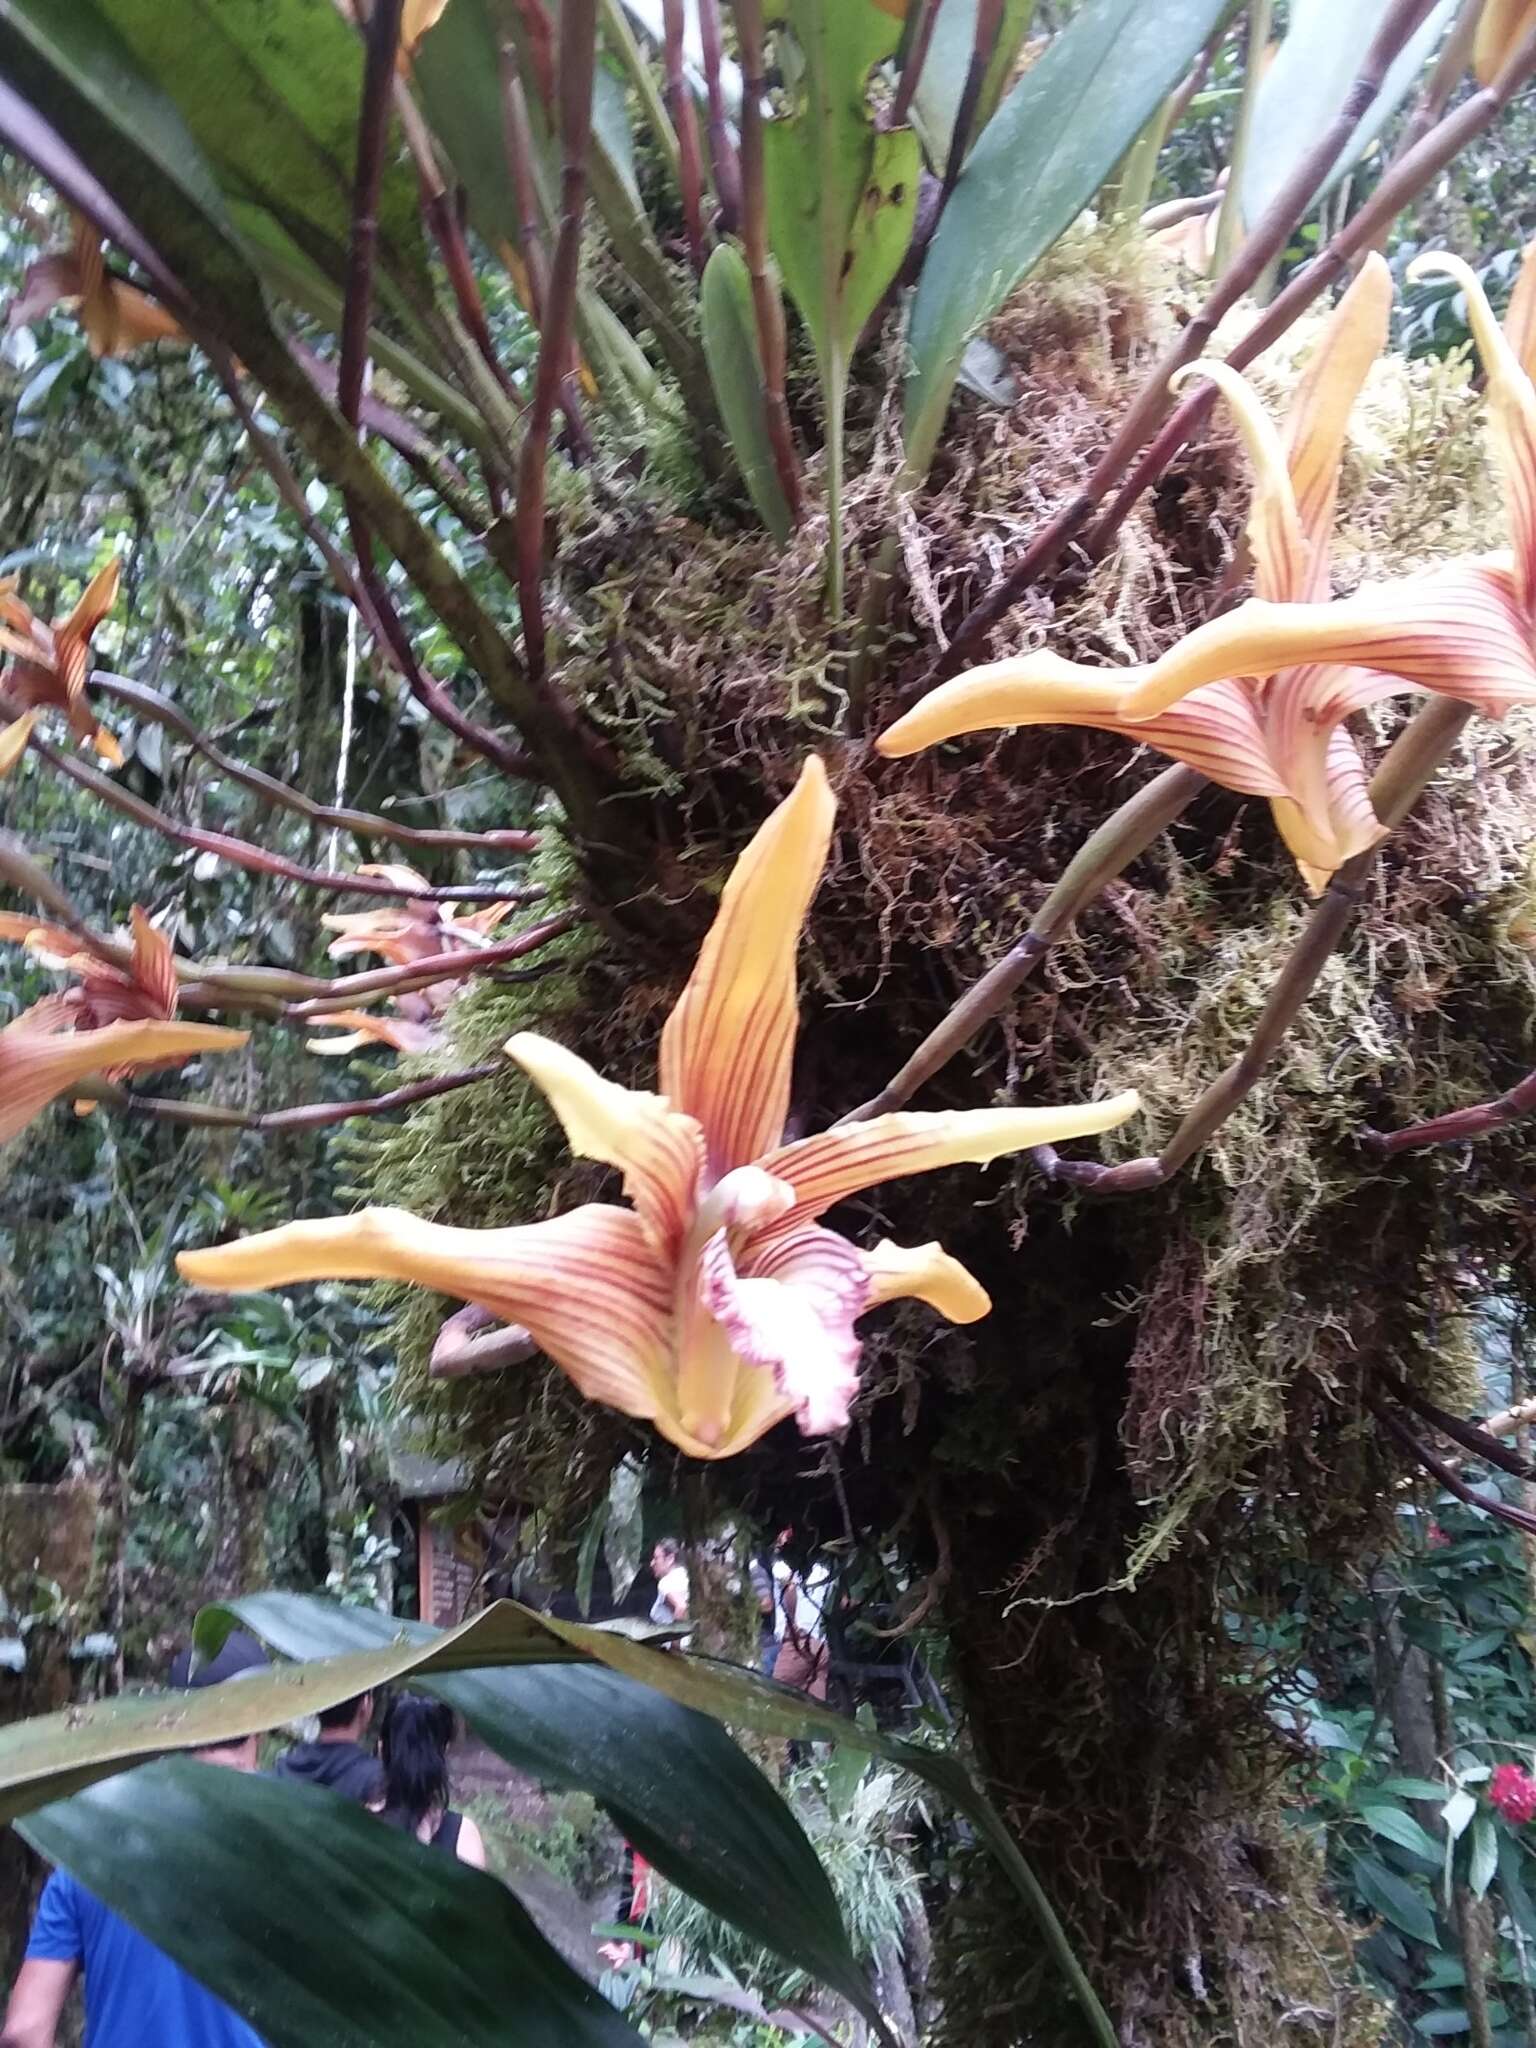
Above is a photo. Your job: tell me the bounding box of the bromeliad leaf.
[762,0,920,603]
[701,242,794,543]
[23,1761,642,2048]
[903,0,1230,477]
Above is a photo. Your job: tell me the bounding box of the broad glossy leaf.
[701,242,793,543]
[1238,0,1458,234]
[212,1593,878,2028]
[1351,1852,1441,1947]
[910,0,1037,173]
[22,1761,641,2048]
[413,0,523,254]
[903,0,1229,476]
[1360,1801,1440,1863]
[91,0,432,295]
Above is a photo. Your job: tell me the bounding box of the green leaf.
[575,1499,609,1619]
[1380,1777,1452,1803]
[1469,1811,1499,1899]
[903,0,1229,477]
[701,243,794,544]
[212,1593,881,2032]
[1238,0,1458,235]
[1352,1853,1441,1948]
[910,0,1038,174]
[763,0,920,601]
[22,1762,641,2048]
[1442,1789,1478,1841]
[1414,2014,1473,2037]
[1498,1832,1536,1939]
[1360,1803,1441,1863]
[90,0,432,294]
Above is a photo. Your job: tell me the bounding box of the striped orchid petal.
[1410,249,1536,613]
[507,1032,706,1258]
[1282,254,1392,595]
[1,1008,248,1144]
[1171,360,1307,603]
[863,1237,990,1322]
[304,1010,440,1056]
[752,1092,1141,1238]
[660,755,835,1181]
[0,709,35,777]
[178,1204,675,1425]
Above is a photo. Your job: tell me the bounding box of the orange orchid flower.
[0,557,125,764]
[0,908,246,1143]
[8,215,184,359]
[1475,0,1536,84]
[179,760,1139,1460]
[880,257,1395,891]
[321,867,516,1014]
[0,710,36,777]
[886,244,1536,891]
[305,1010,440,1057]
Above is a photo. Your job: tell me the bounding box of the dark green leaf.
[1498,1833,1536,1940]
[1361,1803,1441,1863]
[903,0,1229,475]
[22,1761,641,2048]
[1352,1853,1441,1948]
[1469,1811,1499,1899]
[1414,2014,1472,2037]
[1380,1777,1452,1803]
[701,243,793,544]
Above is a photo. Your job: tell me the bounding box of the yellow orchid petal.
[1282,253,1392,593]
[0,1013,248,1145]
[506,1032,705,1257]
[64,556,121,650]
[659,757,835,1180]
[177,1204,675,1423]
[90,725,124,766]
[1505,238,1536,383]
[1474,0,1536,84]
[863,1238,990,1323]
[1410,250,1536,610]
[1171,360,1306,603]
[0,709,35,777]
[354,861,431,892]
[752,1092,1141,1237]
[1115,564,1536,722]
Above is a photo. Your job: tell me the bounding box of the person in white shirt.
[772,1555,832,1700]
[649,1539,689,1624]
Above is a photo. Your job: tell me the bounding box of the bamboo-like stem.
[1210,0,1272,273]
[94,1061,503,1134]
[282,909,583,1015]
[938,0,1004,205]
[339,0,404,431]
[662,0,709,273]
[839,764,1206,1124]
[1031,699,1472,1197]
[517,0,599,687]
[91,674,539,853]
[499,57,554,324]
[936,0,1451,674]
[697,0,742,232]
[890,0,943,130]
[1379,1369,1536,1483]
[597,0,681,187]
[5,702,522,904]
[733,0,802,524]
[1390,0,1481,166]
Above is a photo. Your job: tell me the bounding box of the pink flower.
[1490,1764,1536,1824]
[1426,1521,1452,1550]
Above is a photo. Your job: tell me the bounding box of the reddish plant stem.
[934,0,1449,675]
[1378,1369,1536,1484]
[339,0,405,431]
[733,0,803,523]
[513,0,558,102]
[1372,1399,1536,1540]
[662,0,709,272]
[517,0,600,687]
[697,0,742,232]
[1364,1070,1536,1156]
[938,0,1004,205]
[282,909,584,1015]
[499,56,553,324]
[92,673,538,853]
[7,703,522,903]
[105,1061,504,1134]
[891,0,943,127]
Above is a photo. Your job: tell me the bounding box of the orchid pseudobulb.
[179,759,1139,1460]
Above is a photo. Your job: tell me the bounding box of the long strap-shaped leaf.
[22,1760,642,2048]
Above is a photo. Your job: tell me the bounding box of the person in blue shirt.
[0,1631,271,2048]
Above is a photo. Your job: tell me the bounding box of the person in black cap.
[272,1689,384,1806]
[0,1632,271,2048]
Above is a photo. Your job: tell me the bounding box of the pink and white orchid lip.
[179,757,1141,1460]
[877,254,1403,891]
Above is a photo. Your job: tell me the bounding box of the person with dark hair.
[649,1539,688,1624]
[1,1632,271,2048]
[273,1690,384,1804]
[373,1693,485,1868]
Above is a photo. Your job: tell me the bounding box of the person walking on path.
[373,1693,485,1868]
[273,1690,383,1804]
[0,1631,272,2048]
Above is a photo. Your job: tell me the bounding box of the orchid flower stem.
[498,59,553,326]
[339,0,403,432]
[1372,1397,1536,1540]
[91,673,538,852]
[733,0,802,525]
[1376,1369,1536,1484]
[936,0,1455,677]
[696,0,742,233]
[91,1061,504,1134]
[890,0,943,130]
[939,0,1004,210]
[1033,699,1472,1198]
[1364,1070,1536,1156]
[839,764,1206,1124]
[517,0,599,689]
[281,910,585,1015]
[1210,0,1272,274]
[661,0,708,272]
